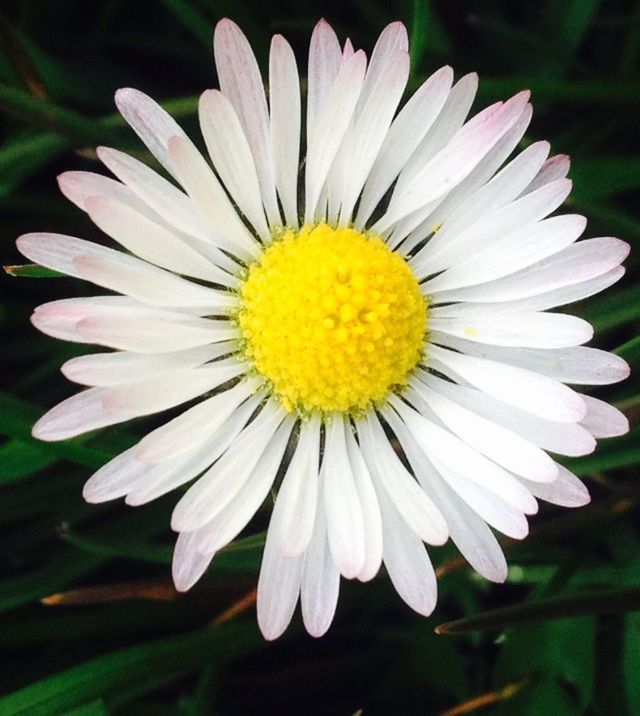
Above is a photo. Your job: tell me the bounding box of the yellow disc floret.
[238,223,427,415]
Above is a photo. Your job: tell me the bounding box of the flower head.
[18,19,630,639]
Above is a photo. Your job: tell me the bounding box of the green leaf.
[158,0,212,48]
[572,157,640,200]
[0,621,262,715]
[61,700,110,716]
[0,439,57,483]
[493,618,595,714]
[0,83,120,144]
[579,284,640,333]
[0,392,114,470]
[569,428,640,475]
[4,263,63,278]
[436,587,640,634]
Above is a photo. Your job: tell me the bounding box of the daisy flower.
[18,19,630,640]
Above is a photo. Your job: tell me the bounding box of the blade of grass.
[436,586,640,634]
[0,620,262,715]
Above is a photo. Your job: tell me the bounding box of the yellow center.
[238,223,427,415]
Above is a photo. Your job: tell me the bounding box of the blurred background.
[1,1,639,714]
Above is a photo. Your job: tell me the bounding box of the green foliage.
[1,1,639,714]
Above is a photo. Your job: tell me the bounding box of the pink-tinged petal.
[213,18,281,226]
[307,19,342,134]
[522,153,571,195]
[115,87,188,179]
[376,91,530,233]
[523,464,591,508]
[33,387,120,441]
[172,531,215,592]
[579,394,630,438]
[96,146,213,242]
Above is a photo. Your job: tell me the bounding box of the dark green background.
[1,1,640,714]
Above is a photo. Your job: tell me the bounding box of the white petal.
[172,530,215,592]
[322,414,366,579]
[33,387,122,441]
[61,343,234,386]
[412,376,557,481]
[376,91,530,233]
[355,65,454,229]
[101,361,244,418]
[269,34,301,228]
[501,266,626,312]
[126,396,261,505]
[523,153,571,195]
[431,456,529,539]
[115,87,188,179]
[419,206,581,288]
[522,463,590,507]
[271,415,321,557]
[390,72,479,208]
[18,232,235,310]
[579,394,629,438]
[431,334,630,386]
[300,488,340,637]
[96,147,213,242]
[199,90,270,240]
[385,409,507,582]
[84,193,230,284]
[304,50,367,224]
[31,296,138,344]
[75,308,236,353]
[135,379,260,462]
[171,401,284,531]
[419,372,595,458]
[428,311,593,349]
[82,445,165,503]
[257,517,303,641]
[213,18,281,226]
[357,412,448,545]
[344,428,383,582]
[413,140,549,268]
[306,19,342,136]
[191,416,295,554]
[388,397,538,513]
[167,135,259,260]
[358,21,408,109]
[428,343,587,423]
[374,474,438,616]
[397,102,533,253]
[430,236,629,304]
[335,51,410,225]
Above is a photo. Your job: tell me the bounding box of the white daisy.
[18,19,630,640]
